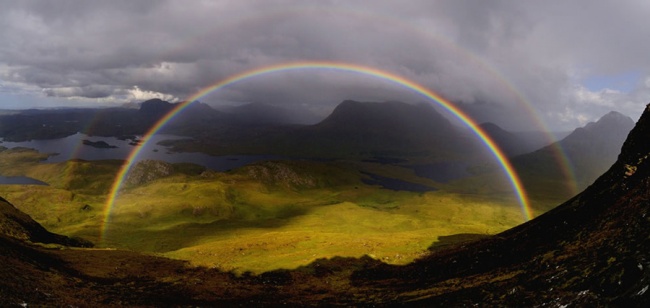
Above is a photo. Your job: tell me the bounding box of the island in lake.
[82,139,118,149]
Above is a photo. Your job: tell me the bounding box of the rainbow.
[100,61,533,243]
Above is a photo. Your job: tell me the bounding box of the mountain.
[299,100,479,159]
[514,111,635,196]
[217,102,322,125]
[1,106,650,305]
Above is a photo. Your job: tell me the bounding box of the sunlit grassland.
[1,147,535,274]
[95,163,525,273]
[160,194,522,273]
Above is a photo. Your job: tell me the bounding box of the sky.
[1,0,650,131]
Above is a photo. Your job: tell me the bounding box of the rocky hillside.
[0,197,91,247]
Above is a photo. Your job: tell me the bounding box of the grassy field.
[0,147,549,273]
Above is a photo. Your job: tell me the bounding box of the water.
[0,133,285,171]
[0,176,48,185]
[1,133,473,188]
[409,162,470,183]
[361,172,436,192]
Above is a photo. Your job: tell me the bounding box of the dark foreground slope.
[2,106,650,305]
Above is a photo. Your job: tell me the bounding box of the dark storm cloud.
[1,0,650,130]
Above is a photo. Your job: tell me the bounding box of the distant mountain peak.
[138,98,174,114]
[584,111,634,131]
[514,109,637,192]
[140,98,170,106]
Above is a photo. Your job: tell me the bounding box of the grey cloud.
[0,0,649,130]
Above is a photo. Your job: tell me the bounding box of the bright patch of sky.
[583,70,641,93]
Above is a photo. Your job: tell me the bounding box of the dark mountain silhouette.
[514,111,635,195]
[137,98,175,117]
[1,105,650,305]
[292,100,481,159]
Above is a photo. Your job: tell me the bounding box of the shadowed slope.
[0,197,91,247]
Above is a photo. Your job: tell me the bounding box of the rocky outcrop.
[124,159,175,187]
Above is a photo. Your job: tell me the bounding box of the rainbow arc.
[100,61,532,243]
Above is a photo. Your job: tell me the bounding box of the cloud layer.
[1,0,650,130]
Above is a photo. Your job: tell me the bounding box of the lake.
[0,133,286,172]
[0,176,48,185]
[360,171,436,192]
[409,162,470,183]
[1,133,473,188]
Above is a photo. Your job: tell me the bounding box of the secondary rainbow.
[100,61,533,243]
